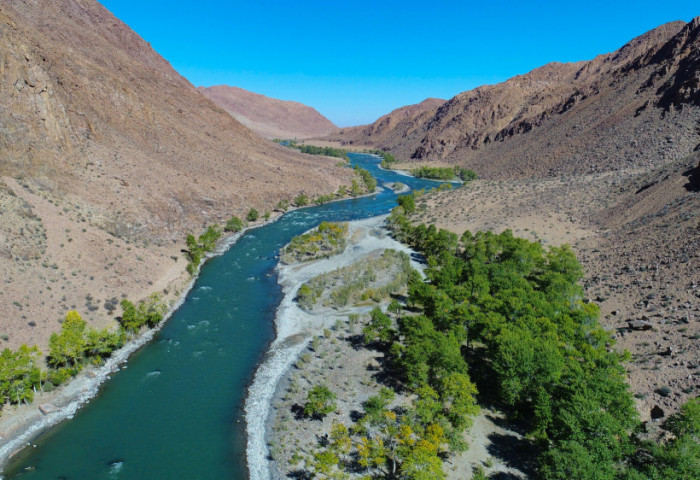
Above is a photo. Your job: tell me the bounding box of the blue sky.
[100,1,698,126]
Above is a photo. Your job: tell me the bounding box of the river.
[5,154,451,479]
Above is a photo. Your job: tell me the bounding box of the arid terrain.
[199,85,338,139]
[0,0,352,353]
[318,17,700,417]
[324,19,699,179]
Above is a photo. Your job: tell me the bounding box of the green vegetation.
[303,384,337,419]
[0,344,41,405]
[354,165,378,193]
[118,294,167,333]
[294,193,309,206]
[281,222,348,264]
[397,194,415,213]
[0,294,168,415]
[409,165,478,182]
[296,249,413,310]
[224,215,245,233]
[275,199,290,212]
[379,205,700,479]
[273,139,349,161]
[313,193,335,205]
[185,225,223,275]
[297,145,349,161]
[48,310,127,373]
[246,208,259,222]
[366,149,397,169]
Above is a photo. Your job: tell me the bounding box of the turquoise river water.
[6,154,451,479]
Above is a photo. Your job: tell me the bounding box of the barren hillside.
[324,97,445,147]
[198,85,337,139]
[0,0,352,351]
[326,19,699,179]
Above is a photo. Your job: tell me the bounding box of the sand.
[245,215,425,480]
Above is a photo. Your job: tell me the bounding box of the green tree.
[47,311,87,368]
[0,344,41,405]
[294,193,309,206]
[275,199,289,211]
[397,194,415,213]
[304,384,337,419]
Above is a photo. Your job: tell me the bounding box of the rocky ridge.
[325,19,699,179]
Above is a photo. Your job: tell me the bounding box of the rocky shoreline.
[245,215,426,480]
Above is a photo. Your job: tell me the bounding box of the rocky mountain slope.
[349,17,700,416]
[198,85,337,139]
[328,19,699,179]
[326,97,445,147]
[0,0,352,351]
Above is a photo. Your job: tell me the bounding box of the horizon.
[101,1,698,127]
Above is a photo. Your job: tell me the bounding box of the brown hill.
[198,85,337,139]
[0,0,352,351]
[325,97,445,149]
[327,19,699,179]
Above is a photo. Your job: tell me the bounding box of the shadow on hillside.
[683,162,700,192]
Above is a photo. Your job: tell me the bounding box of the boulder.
[628,320,653,330]
[39,403,58,415]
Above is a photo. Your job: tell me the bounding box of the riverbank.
[245,215,426,480]
[0,213,279,471]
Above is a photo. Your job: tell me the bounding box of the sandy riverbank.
[245,215,426,480]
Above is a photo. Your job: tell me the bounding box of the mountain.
[326,98,445,148]
[198,85,338,139]
[327,19,699,179]
[346,17,700,416]
[0,0,351,350]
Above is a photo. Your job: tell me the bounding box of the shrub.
[294,194,309,206]
[225,216,244,233]
[246,208,259,222]
[303,384,337,419]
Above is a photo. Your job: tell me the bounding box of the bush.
[246,208,259,221]
[119,295,167,333]
[294,194,309,206]
[397,194,415,213]
[225,216,244,233]
[303,384,337,419]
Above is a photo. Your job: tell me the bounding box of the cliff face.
[198,85,338,139]
[0,0,352,350]
[328,19,700,179]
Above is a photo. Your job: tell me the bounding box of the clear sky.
[100,0,698,127]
